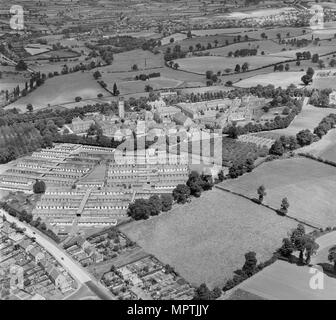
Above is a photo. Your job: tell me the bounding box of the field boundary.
[214,184,321,230]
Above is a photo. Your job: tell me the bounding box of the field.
[229,260,336,300]
[98,65,206,95]
[174,55,287,75]
[235,71,305,88]
[272,102,336,137]
[162,34,239,52]
[98,49,163,73]
[6,72,106,111]
[120,188,297,288]
[296,128,336,162]
[205,39,285,57]
[219,157,336,228]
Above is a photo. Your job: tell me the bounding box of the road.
[1,209,115,300]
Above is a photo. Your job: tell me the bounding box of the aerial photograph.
[2,0,336,309]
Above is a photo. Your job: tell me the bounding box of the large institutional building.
[0,143,190,226]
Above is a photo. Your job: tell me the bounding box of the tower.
[118,98,125,119]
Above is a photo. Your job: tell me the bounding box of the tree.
[173,184,191,204]
[113,83,119,96]
[279,197,289,215]
[205,70,214,79]
[290,224,306,262]
[93,70,101,80]
[269,139,285,156]
[131,64,138,71]
[160,194,173,212]
[257,185,266,203]
[193,283,213,300]
[296,129,315,146]
[242,62,249,72]
[234,64,241,73]
[33,180,46,194]
[312,53,319,63]
[279,238,294,257]
[26,104,33,112]
[301,74,312,85]
[328,246,336,273]
[148,195,162,216]
[242,252,258,276]
[187,30,192,38]
[306,67,315,78]
[227,125,239,139]
[127,199,151,220]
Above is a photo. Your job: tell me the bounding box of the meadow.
[219,157,336,228]
[296,128,336,162]
[6,72,106,111]
[272,103,336,137]
[120,188,297,288]
[174,55,287,75]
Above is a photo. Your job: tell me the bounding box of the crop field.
[296,129,336,162]
[272,103,336,137]
[120,188,297,288]
[174,55,287,75]
[219,157,336,228]
[6,72,106,111]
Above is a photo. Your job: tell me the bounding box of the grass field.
[296,128,336,162]
[219,157,336,228]
[235,71,305,88]
[98,65,206,95]
[174,55,287,75]
[6,72,106,110]
[272,103,336,137]
[205,40,285,57]
[99,49,163,73]
[120,189,297,288]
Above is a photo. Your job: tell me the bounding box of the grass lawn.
[120,189,297,289]
[219,157,336,228]
[6,72,106,111]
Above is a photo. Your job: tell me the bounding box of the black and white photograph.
[1,0,336,313]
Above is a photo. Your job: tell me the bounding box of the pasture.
[120,188,297,288]
[272,103,336,136]
[235,71,305,89]
[219,157,336,228]
[296,128,336,162]
[6,72,106,111]
[174,55,287,75]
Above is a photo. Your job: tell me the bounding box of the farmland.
[219,157,336,228]
[235,71,305,88]
[173,55,287,75]
[120,188,297,289]
[6,72,106,111]
[296,128,336,162]
[271,103,336,137]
